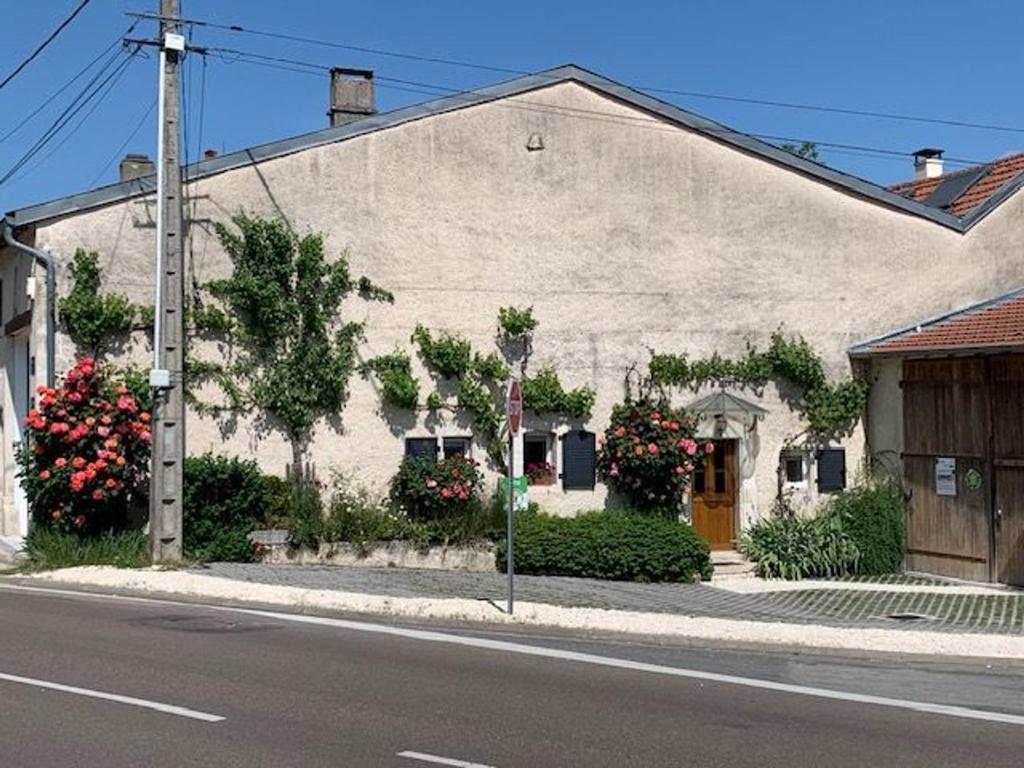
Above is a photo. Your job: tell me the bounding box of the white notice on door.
[935,457,957,496]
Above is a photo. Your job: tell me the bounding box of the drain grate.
[886,612,933,622]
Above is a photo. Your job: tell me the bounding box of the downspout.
[2,219,56,388]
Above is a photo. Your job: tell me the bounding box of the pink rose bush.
[389,453,483,521]
[16,358,152,534]
[596,400,711,512]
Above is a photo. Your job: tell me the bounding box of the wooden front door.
[691,440,737,550]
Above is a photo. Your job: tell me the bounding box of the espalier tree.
[58,249,145,358]
[196,214,393,478]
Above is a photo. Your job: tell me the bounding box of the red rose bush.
[16,358,152,534]
[596,400,713,512]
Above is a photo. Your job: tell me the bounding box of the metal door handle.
[996,508,1003,530]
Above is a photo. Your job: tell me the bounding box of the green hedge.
[183,454,270,562]
[740,481,906,579]
[497,509,713,583]
[822,482,905,575]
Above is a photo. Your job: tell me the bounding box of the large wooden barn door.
[902,359,991,582]
[991,356,1024,586]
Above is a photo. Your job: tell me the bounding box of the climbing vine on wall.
[646,331,868,440]
[58,249,150,358]
[361,350,420,410]
[362,306,596,466]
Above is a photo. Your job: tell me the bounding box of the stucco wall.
[6,80,1023,535]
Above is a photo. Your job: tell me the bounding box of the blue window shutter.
[561,430,596,490]
[816,449,846,492]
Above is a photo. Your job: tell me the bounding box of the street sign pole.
[506,380,522,616]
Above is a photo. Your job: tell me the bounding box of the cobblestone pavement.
[193,563,1024,635]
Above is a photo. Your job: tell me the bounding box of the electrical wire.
[0,47,139,187]
[201,47,991,169]
[87,98,157,187]
[0,23,136,147]
[128,10,1024,137]
[0,0,94,92]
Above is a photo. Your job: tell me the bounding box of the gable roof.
[889,154,1024,218]
[849,287,1024,356]
[2,64,1011,232]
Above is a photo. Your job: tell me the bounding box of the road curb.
[9,566,1024,660]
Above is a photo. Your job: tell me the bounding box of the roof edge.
[848,285,1024,357]
[6,63,968,231]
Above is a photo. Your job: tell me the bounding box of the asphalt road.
[0,585,1022,768]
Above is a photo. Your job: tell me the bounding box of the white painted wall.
[4,80,1024,535]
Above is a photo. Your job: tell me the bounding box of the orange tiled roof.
[863,291,1024,354]
[888,154,1024,218]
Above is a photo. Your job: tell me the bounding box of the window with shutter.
[405,437,439,462]
[560,430,596,490]
[816,448,846,493]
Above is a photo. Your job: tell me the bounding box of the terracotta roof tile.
[864,291,1024,354]
[889,154,1024,218]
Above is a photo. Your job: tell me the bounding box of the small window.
[561,429,596,490]
[524,432,555,485]
[782,453,806,485]
[816,448,846,493]
[442,436,471,460]
[405,437,438,462]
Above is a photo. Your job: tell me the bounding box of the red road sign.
[506,380,523,435]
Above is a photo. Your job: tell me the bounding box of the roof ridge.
[0,63,978,232]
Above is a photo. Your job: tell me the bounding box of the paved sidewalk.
[193,563,1024,636]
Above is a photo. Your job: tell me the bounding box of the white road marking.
[0,671,225,723]
[2,582,1022,727]
[397,750,496,767]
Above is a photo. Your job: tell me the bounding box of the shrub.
[596,399,708,512]
[15,358,152,535]
[183,454,271,562]
[262,474,294,528]
[389,455,483,521]
[323,481,411,550]
[287,478,326,549]
[290,479,504,550]
[740,499,860,580]
[821,481,905,575]
[24,527,148,571]
[497,509,713,582]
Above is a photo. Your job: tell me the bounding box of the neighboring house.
[852,288,1024,585]
[2,64,1024,561]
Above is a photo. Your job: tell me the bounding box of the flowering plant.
[15,358,152,534]
[596,400,712,512]
[389,453,483,521]
[525,461,555,485]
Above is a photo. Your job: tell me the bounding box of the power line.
[87,98,157,187]
[128,10,1024,137]
[0,0,94,92]
[0,23,136,147]
[0,48,139,187]
[201,47,991,169]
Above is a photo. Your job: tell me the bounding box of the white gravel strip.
[19,566,1024,659]
[713,578,1016,596]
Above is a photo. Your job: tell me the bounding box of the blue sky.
[2,1,1022,213]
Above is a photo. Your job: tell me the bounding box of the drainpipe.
[2,220,56,388]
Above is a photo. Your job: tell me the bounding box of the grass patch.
[22,527,149,571]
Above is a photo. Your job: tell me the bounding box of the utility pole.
[148,0,185,562]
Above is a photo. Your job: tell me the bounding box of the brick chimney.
[119,153,154,181]
[913,148,944,180]
[328,68,375,127]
